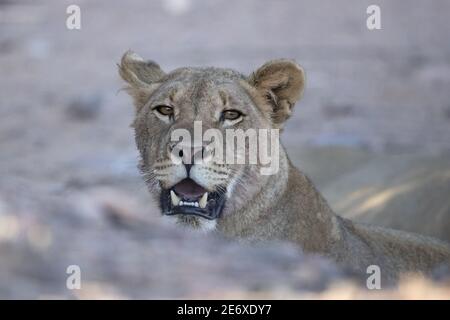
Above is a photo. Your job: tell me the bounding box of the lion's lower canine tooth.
[170,190,180,206]
[199,192,208,208]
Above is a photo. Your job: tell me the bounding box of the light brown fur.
[118,51,450,284]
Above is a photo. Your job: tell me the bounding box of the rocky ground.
[0,0,449,299]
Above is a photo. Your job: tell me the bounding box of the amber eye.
[153,105,174,117]
[222,109,243,121]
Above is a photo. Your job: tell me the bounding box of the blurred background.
[0,0,449,299]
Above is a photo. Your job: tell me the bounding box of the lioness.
[118,51,450,284]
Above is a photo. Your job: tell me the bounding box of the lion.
[118,51,450,284]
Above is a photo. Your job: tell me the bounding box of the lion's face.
[119,51,304,231]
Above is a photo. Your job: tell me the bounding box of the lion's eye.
[222,110,243,121]
[153,105,174,117]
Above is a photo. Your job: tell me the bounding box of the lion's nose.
[169,144,206,175]
[180,146,205,175]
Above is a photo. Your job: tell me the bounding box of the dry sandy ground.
[0,0,449,299]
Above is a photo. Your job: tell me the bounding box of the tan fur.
[118,51,450,284]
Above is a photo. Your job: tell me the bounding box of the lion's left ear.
[248,59,305,127]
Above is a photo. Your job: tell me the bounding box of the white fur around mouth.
[170,190,208,208]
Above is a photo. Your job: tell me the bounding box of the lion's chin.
[162,214,217,233]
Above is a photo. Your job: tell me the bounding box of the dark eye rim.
[152,105,174,117]
[221,109,245,121]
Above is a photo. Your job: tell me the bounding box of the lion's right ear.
[118,50,165,111]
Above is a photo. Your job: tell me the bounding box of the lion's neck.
[217,147,450,282]
[217,147,342,254]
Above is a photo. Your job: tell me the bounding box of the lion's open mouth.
[160,178,226,220]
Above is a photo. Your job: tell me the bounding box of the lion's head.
[118,51,305,231]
